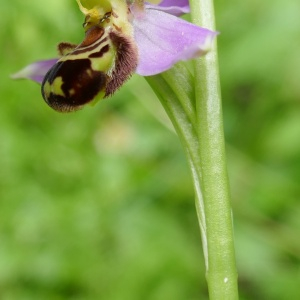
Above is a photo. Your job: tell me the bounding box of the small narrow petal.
[133,9,217,76]
[11,59,58,84]
[147,0,190,16]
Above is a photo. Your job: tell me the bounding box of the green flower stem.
[147,0,238,298]
[189,0,239,298]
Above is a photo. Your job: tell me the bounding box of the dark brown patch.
[104,31,138,97]
[80,26,105,47]
[42,59,107,112]
[57,42,78,56]
[88,45,110,58]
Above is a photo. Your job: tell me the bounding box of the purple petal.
[146,0,190,16]
[11,59,58,84]
[133,9,217,76]
[158,0,189,7]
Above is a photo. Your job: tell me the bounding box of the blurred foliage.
[0,0,300,299]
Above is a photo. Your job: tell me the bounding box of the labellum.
[42,0,138,112]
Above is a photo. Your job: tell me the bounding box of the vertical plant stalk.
[189,0,239,298]
[145,1,238,297]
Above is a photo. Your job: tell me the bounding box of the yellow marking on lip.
[86,69,93,77]
[51,77,65,97]
[69,88,76,96]
[59,39,110,63]
[43,81,51,99]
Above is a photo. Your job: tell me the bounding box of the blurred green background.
[1,0,300,299]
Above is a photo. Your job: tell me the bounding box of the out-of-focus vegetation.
[1,0,300,299]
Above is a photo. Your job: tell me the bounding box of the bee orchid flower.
[12,0,217,112]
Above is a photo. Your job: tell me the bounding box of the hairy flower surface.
[12,0,217,112]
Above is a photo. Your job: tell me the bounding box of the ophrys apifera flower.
[12,0,217,112]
